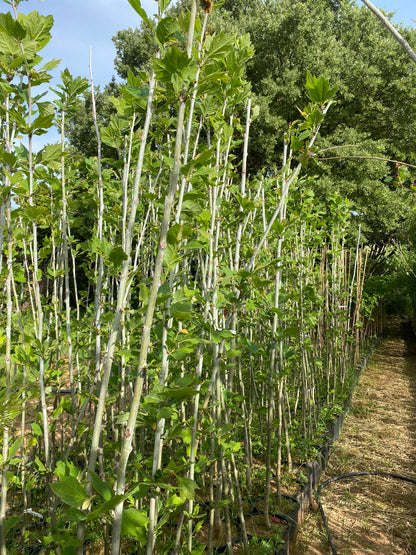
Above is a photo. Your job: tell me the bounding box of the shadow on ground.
[294,317,416,554]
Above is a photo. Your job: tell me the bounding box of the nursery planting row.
[0,1,384,553]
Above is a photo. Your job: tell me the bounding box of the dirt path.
[294,317,416,554]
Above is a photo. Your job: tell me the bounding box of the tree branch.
[360,0,416,65]
[317,154,416,169]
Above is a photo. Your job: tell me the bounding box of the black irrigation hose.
[317,471,416,555]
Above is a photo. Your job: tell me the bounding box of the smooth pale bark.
[77,47,159,555]
[0,426,8,555]
[246,100,333,273]
[111,1,200,543]
[234,99,251,270]
[175,11,209,222]
[265,134,290,525]
[147,6,206,549]
[89,48,106,392]
[0,166,12,555]
[0,90,13,555]
[0,202,5,276]
[59,109,76,411]
[113,87,185,555]
[360,0,416,65]
[26,78,49,469]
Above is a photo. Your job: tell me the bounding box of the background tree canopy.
[2,2,416,552]
[66,0,416,262]
[214,0,416,249]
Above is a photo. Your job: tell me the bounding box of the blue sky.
[18,0,156,88]
[15,0,415,90]
[12,0,416,149]
[380,0,415,26]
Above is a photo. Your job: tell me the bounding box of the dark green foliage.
[64,0,416,250]
[235,0,416,247]
[2,2,400,553]
[112,24,157,79]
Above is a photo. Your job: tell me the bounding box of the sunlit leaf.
[109,245,128,267]
[204,33,234,62]
[170,300,192,321]
[177,476,198,500]
[156,16,180,44]
[126,0,153,28]
[89,470,112,502]
[121,507,149,541]
[305,71,337,105]
[51,476,88,508]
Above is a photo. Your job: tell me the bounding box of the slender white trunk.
[360,0,416,64]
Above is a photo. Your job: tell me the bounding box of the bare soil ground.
[294,317,416,554]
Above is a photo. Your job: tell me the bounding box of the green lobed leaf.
[115,412,130,425]
[170,300,192,321]
[37,100,55,117]
[235,193,255,211]
[86,483,149,522]
[298,150,310,169]
[35,457,47,472]
[51,476,88,508]
[122,84,149,102]
[89,236,112,258]
[139,283,150,305]
[305,72,337,105]
[126,0,153,29]
[156,16,180,44]
[163,241,180,270]
[306,108,324,127]
[0,12,26,40]
[181,192,204,218]
[30,114,55,134]
[109,245,128,267]
[121,507,149,541]
[178,427,192,444]
[159,0,172,14]
[40,58,60,72]
[152,46,195,94]
[31,422,42,436]
[204,33,234,62]
[5,516,22,535]
[0,33,23,57]
[196,70,228,96]
[7,108,28,129]
[89,470,112,502]
[170,346,195,361]
[177,476,198,500]
[290,135,304,151]
[298,129,311,141]
[8,438,22,461]
[36,142,63,169]
[54,459,80,480]
[0,149,17,168]
[166,494,183,507]
[65,507,87,523]
[212,329,236,342]
[86,495,122,522]
[18,11,54,49]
